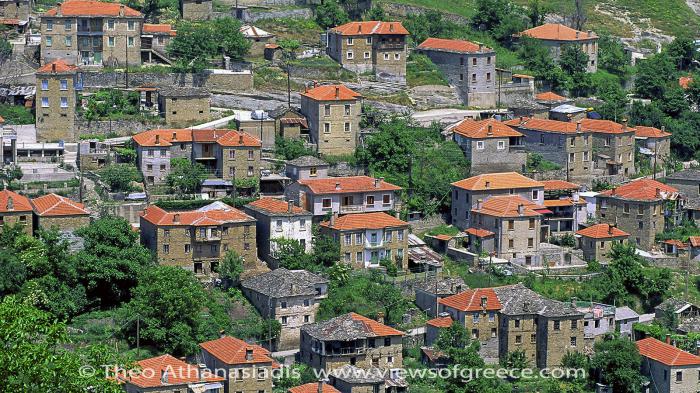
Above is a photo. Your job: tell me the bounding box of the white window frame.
[59,79,68,90]
[60,97,68,108]
[41,79,49,91]
[364,51,370,59]
[476,141,485,150]
[46,36,52,47]
[346,51,353,60]
[108,36,115,47]
[497,140,505,150]
[41,97,49,108]
[347,37,354,45]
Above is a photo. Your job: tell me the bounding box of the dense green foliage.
[168,18,250,72]
[406,53,449,87]
[274,136,315,160]
[166,158,207,195]
[0,103,34,124]
[272,230,341,272]
[591,338,643,393]
[81,89,140,121]
[99,164,142,192]
[315,0,348,29]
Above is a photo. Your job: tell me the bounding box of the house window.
[128,37,134,47]
[304,315,310,323]
[59,79,68,90]
[355,233,362,244]
[638,221,643,230]
[344,122,351,132]
[248,166,254,176]
[471,73,476,82]
[366,37,372,44]
[366,195,375,206]
[59,97,68,108]
[383,194,390,205]
[476,141,485,150]
[508,239,514,249]
[65,36,72,47]
[487,56,492,64]
[569,153,575,162]
[244,242,250,250]
[228,149,235,159]
[344,104,351,115]
[324,104,331,116]
[229,167,235,176]
[346,51,353,59]
[344,234,351,245]
[570,137,575,147]
[364,52,370,59]
[583,151,589,161]
[41,80,49,90]
[384,337,391,346]
[280,301,287,309]
[571,320,577,329]
[553,320,560,330]
[356,251,362,261]
[41,97,49,108]
[163,244,169,254]
[623,203,630,213]
[46,19,53,30]
[128,20,135,31]
[108,36,115,47]
[384,53,389,60]
[515,335,522,344]
[394,53,400,60]
[514,319,521,328]
[676,371,683,382]
[281,316,288,325]
[497,141,505,150]
[322,198,331,209]
[184,244,190,253]
[472,312,479,323]
[570,337,577,347]
[489,312,495,322]
[472,58,477,66]
[347,37,353,45]
[304,299,310,306]
[507,220,514,230]
[324,123,330,133]
[486,72,491,81]
[459,74,464,81]
[46,36,52,47]
[532,190,539,200]
[472,329,479,339]
[531,333,537,343]
[528,238,534,248]
[529,218,535,229]
[108,19,115,29]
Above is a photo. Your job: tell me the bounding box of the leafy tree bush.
[0,103,34,124]
[166,157,207,195]
[591,338,643,393]
[315,0,348,30]
[472,0,527,44]
[598,34,630,75]
[274,137,315,160]
[219,250,244,284]
[82,89,140,121]
[168,18,250,72]
[0,37,11,64]
[99,164,142,192]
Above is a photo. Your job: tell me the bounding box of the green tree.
[0,165,22,188]
[659,85,690,117]
[274,137,314,160]
[666,36,696,71]
[596,83,628,121]
[598,34,630,75]
[167,21,218,72]
[166,157,207,195]
[560,44,590,75]
[272,238,316,270]
[527,0,551,26]
[219,250,244,284]
[0,247,26,296]
[519,37,570,91]
[472,0,527,43]
[635,54,675,99]
[591,338,643,393]
[100,163,141,192]
[363,5,386,21]
[312,232,341,268]
[213,17,252,60]
[327,262,351,285]
[273,363,317,392]
[315,0,348,30]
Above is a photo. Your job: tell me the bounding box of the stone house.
[319,212,409,270]
[300,312,404,372]
[615,306,639,339]
[241,268,328,351]
[575,223,629,263]
[596,179,681,250]
[243,198,313,267]
[132,129,261,185]
[326,21,409,83]
[635,126,672,170]
[0,190,33,235]
[636,337,700,393]
[77,139,112,170]
[574,300,616,350]
[285,176,401,219]
[549,104,587,122]
[35,60,81,142]
[139,203,259,276]
[517,23,598,73]
[119,354,225,393]
[40,0,143,67]
[665,170,700,226]
[541,179,587,236]
[0,0,31,26]
[31,193,91,233]
[233,110,276,151]
[300,84,362,156]
[289,382,340,393]
[580,119,636,177]
[535,91,569,108]
[425,315,453,346]
[654,298,700,324]
[272,107,309,141]
[329,365,407,393]
[240,25,275,57]
[450,172,544,230]
[179,0,211,20]
[504,117,594,178]
[199,336,277,393]
[414,276,466,317]
[448,118,526,175]
[416,37,496,107]
[157,87,211,126]
[691,237,700,261]
[141,23,175,64]
[285,156,329,182]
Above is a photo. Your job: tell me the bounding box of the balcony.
[314,345,367,356]
[377,42,405,50]
[340,204,365,214]
[365,240,384,249]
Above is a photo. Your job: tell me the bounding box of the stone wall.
[497,81,535,107]
[81,69,253,92]
[384,2,469,24]
[75,118,164,137]
[243,7,313,23]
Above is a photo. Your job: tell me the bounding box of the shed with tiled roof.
[31,193,90,232]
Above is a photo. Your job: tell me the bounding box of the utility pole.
[286,62,291,109]
[653,143,658,180]
[125,35,129,88]
[136,315,141,358]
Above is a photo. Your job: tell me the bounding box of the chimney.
[587,30,593,37]
[523,301,530,312]
[172,132,177,141]
[119,3,125,16]
[376,311,385,324]
[517,204,525,216]
[245,348,253,361]
[611,188,616,196]
[51,63,56,72]
[608,223,616,235]
[576,31,580,39]
[288,200,294,213]
[173,213,180,224]
[155,134,160,145]
[576,121,581,132]
[661,125,666,132]
[198,364,207,381]
[485,181,491,189]
[330,213,337,227]
[374,177,381,188]
[317,380,325,393]
[335,86,340,99]
[486,124,493,136]
[622,119,628,130]
[291,283,298,292]
[476,198,483,210]
[571,297,577,308]
[335,182,341,190]
[358,25,362,33]
[6,196,14,211]
[56,2,62,16]
[656,188,661,198]
[480,296,488,309]
[389,23,394,32]
[161,369,168,384]
[239,134,244,144]
[478,43,484,51]
[665,334,671,345]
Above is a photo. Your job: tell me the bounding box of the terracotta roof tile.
[599,179,679,201]
[451,118,522,139]
[452,172,543,191]
[216,130,262,147]
[426,316,453,328]
[200,336,275,365]
[465,227,494,238]
[143,23,176,36]
[297,176,401,194]
[680,76,693,89]
[636,337,700,366]
[576,223,629,239]
[580,119,634,135]
[300,84,362,101]
[245,197,309,215]
[0,18,20,25]
[439,288,502,312]
[302,312,403,340]
[417,37,491,53]
[690,236,700,248]
[519,23,596,41]
[542,180,580,191]
[543,198,576,207]
[320,212,407,231]
[349,312,404,336]
[120,354,224,388]
[289,383,341,393]
[37,59,80,73]
[45,0,141,17]
[132,129,260,148]
[31,193,90,216]
[330,21,409,36]
[635,126,671,138]
[433,234,453,241]
[0,190,32,213]
[535,91,567,102]
[0,115,4,123]
[505,117,581,134]
[140,205,254,226]
[473,195,543,218]
[663,239,687,249]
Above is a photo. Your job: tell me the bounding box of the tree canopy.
[168,18,250,72]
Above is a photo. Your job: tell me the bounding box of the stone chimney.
[161,369,168,384]
[173,213,180,224]
[485,181,491,189]
[288,200,294,213]
[480,296,488,309]
[665,334,671,345]
[608,223,616,235]
[52,63,56,72]
[317,380,325,393]
[335,182,341,190]
[155,134,160,145]
[330,213,337,227]
[389,23,394,33]
[478,43,484,51]
[661,125,666,132]
[575,31,580,39]
[517,204,525,216]
[571,297,577,308]
[374,177,381,188]
[119,3,125,16]
[56,3,62,16]
[198,364,207,381]
[245,348,253,361]
[172,131,177,141]
[656,188,661,198]
[576,121,581,132]
[6,196,13,211]
[587,30,593,37]
[335,86,340,99]
[376,311,385,324]
[622,119,628,130]
[239,134,244,144]
[486,124,493,136]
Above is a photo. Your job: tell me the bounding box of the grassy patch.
[0,104,34,124]
[364,91,413,106]
[256,17,323,46]
[253,66,304,91]
[424,224,460,237]
[407,53,449,87]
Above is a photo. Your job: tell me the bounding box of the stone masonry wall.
[81,70,253,92]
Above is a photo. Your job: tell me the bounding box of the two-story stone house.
[243,198,313,267]
[41,0,143,67]
[504,117,594,179]
[416,37,496,107]
[300,312,404,372]
[635,126,672,170]
[596,179,680,250]
[636,337,700,393]
[141,23,175,64]
[666,169,700,226]
[518,23,598,73]
[199,336,277,393]
[241,268,328,351]
[0,0,31,27]
[285,156,330,182]
[119,354,225,393]
[0,190,33,234]
[449,118,526,175]
[179,0,211,20]
[157,87,211,126]
[580,119,636,177]
[285,176,401,219]
[541,179,587,236]
[576,223,629,262]
[300,84,362,156]
[450,172,544,229]
[31,193,90,233]
[139,203,258,275]
[35,60,82,142]
[326,21,409,83]
[319,212,409,270]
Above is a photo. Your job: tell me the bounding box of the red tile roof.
[216,130,262,147]
[680,76,693,89]
[663,239,688,249]
[635,126,671,138]
[320,212,407,231]
[300,84,362,101]
[31,193,89,216]
[504,117,581,134]
[598,179,679,201]
[576,223,629,239]
[120,354,224,388]
[451,118,522,139]
[143,23,176,36]
[439,288,502,312]
[140,205,254,226]
[330,21,409,36]
[297,176,401,194]
[45,0,141,17]
[246,197,309,215]
[580,119,634,135]
[426,315,453,328]
[433,234,453,241]
[543,198,577,207]
[473,195,543,218]
[0,190,32,213]
[519,23,596,41]
[37,59,80,73]
[349,312,404,336]
[132,129,260,147]
[542,179,580,191]
[417,37,490,53]
[636,337,700,366]
[465,227,495,238]
[690,236,700,248]
[200,336,275,365]
[452,172,543,191]
[535,91,567,102]
[289,383,341,393]
[0,18,20,25]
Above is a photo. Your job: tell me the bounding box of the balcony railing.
[340,204,364,214]
[365,240,383,248]
[314,346,367,355]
